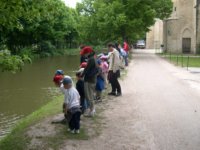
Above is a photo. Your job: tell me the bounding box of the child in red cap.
[53,75,63,87]
[53,69,64,87]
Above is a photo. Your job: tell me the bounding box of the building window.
[168,30,171,36]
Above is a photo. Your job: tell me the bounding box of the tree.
[76,0,173,44]
[0,0,173,72]
[0,0,79,72]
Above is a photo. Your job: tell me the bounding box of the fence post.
[170,51,172,62]
[181,55,183,67]
[187,56,190,71]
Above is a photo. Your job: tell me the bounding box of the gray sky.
[62,0,82,8]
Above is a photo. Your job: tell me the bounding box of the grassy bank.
[0,92,106,150]
[63,47,106,56]
[160,53,200,67]
[0,51,130,149]
[0,93,103,150]
[63,48,80,55]
[0,96,63,150]
[31,46,106,60]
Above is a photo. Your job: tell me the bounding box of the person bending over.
[62,77,81,134]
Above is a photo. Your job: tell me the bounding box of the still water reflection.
[0,55,79,138]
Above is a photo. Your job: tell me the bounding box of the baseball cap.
[62,77,72,85]
[55,70,64,75]
[100,55,108,60]
[80,46,93,56]
[53,75,63,84]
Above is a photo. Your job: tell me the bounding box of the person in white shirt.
[107,43,122,96]
[59,75,73,94]
[62,77,81,134]
[53,71,78,127]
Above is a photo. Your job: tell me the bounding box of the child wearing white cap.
[62,77,81,134]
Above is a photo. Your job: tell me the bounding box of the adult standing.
[123,40,129,53]
[123,40,129,66]
[81,46,97,117]
[107,43,122,96]
[118,44,128,66]
[79,45,87,64]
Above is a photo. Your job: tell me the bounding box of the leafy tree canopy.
[0,0,173,72]
[76,0,173,44]
[0,0,79,72]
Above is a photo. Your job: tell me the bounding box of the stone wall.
[146,19,163,49]
[163,0,197,54]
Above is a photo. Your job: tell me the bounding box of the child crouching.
[62,77,81,134]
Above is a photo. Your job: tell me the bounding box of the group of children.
[52,55,109,134]
[52,43,129,134]
[80,55,109,101]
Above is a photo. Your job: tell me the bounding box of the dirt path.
[28,50,200,150]
[60,50,200,150]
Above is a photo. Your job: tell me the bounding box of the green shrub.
[39,41,56,57]
[0,50,31,73]
[0,50,24,73]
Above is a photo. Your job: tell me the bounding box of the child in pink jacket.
[100,55,109,89]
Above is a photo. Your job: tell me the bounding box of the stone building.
[163,0,200,54]
[146,19,163,49]
[147,0,200,54]
[196,0,200,53]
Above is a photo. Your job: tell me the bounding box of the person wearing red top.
[123,41,129,66]
[123,41,129,52]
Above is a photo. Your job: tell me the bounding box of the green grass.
[160,53,200,67]
[63,46,107,56]
[0,94,106,150]
[0,95,93,150]
[0,96,63,150]
[43,127,89,149]
[63,48,80,55]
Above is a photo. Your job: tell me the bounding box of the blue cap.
[62,77,72,85]
[55,70,64,75]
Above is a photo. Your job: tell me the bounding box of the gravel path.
[61,50,200,150]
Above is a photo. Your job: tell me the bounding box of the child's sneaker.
[90,109,96,117]
[84,109,90,115]
[75,130,80,134]
[70,130,75,134]
[84,109,95,117]
[67,128,71,132]
[84,112,92,117]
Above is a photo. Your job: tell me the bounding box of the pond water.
[0,55,80,139]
